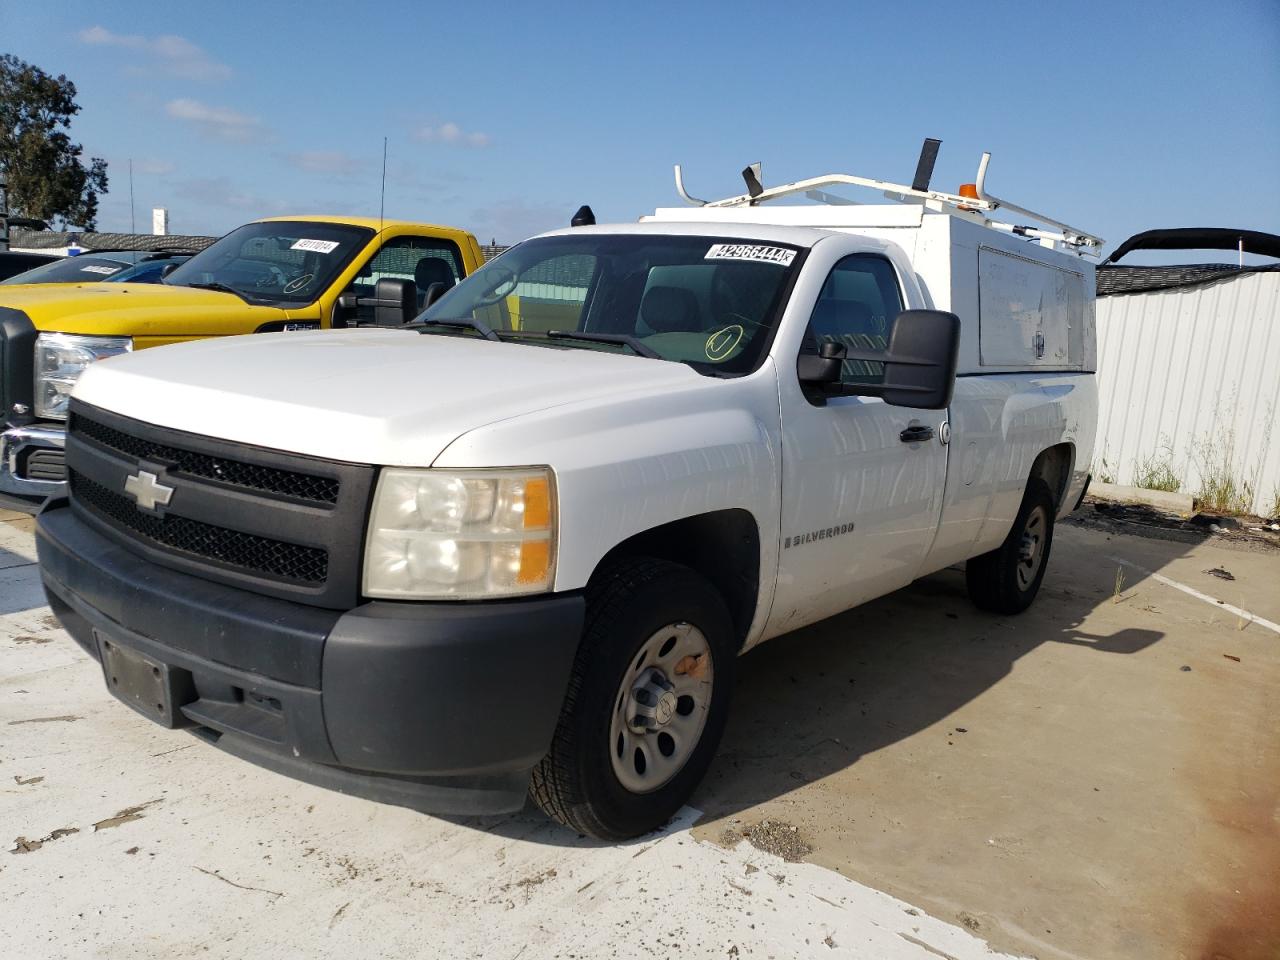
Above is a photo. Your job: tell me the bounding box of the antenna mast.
[378,137,388,232]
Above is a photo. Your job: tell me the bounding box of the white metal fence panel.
[1094,272,1280,516]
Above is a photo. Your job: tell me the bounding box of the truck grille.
[70,471,329,583]
[65,400,376,608]
[74,414,339,504]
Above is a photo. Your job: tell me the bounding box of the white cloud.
[469,199,568,244]
[175,177,290,215]
[284,150,367,176]
[414,122,492,148]
[170,178,366,234]
[165,98,263,142]
[78,26,232,81]
[132,159,175,176]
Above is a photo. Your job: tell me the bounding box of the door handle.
[899,424,934,443]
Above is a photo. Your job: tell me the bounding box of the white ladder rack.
[672,141,1103,255]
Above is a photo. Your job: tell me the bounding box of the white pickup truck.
[37,148,1099,840]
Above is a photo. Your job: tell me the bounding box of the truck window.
[346,236,466,321]
[805,254,903,385]
[423,235,801,375]
[165,221,374,305]
[497,252,596,332]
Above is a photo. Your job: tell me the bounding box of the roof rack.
[672,138,1103,255]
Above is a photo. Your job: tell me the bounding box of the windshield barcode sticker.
[80,265,120,275]
[705,243,796,266]
[291,239,341,254]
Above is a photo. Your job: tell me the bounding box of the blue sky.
[3,0,1278,258]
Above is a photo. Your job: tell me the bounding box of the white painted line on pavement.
[1110,557,1280,635]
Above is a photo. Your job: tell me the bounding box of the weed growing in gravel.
[1192,430,1253,514]
[1094,452,1116,485]
[1112,567,1126,604]
[1133,440,1182,493]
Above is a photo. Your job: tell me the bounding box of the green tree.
[0,54,108,229]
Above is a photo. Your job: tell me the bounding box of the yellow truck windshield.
[164,220,374,305]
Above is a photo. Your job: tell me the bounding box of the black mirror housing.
[878,309,960,409]
[330,293,359,328]
[796,340,846,385]
[799,309,960,410]
[372,277,417,327]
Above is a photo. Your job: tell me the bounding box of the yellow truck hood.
[0,282,294,336]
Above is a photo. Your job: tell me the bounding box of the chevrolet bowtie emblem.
[124,469,174,513]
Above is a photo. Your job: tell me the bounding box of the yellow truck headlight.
[363,467,556,599]
[35,333,133,420]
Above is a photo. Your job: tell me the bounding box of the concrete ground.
[2,508,1277,959]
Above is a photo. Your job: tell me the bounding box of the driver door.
[342,236,466,324]
[765,254,948,636]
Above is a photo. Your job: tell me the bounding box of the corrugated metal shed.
[8,227,216,253]
[1097,263,1280,296]
[1094,270,1280,516]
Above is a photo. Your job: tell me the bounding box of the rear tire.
[530,557,735,840]
[966,478,1056,615]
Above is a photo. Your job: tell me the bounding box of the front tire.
[530,558,735,840]
[966,478,1056,615]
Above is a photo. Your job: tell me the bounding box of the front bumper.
[36,498,585,814]
[1,424,66,500]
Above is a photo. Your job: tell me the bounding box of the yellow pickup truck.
[0,215,484,503]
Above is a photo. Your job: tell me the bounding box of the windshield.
[164,220,373,304]
[420,234,803,374]
[0,255,129,284]
[105,257,191,284]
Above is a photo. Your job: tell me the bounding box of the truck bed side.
[922,372,1096,574]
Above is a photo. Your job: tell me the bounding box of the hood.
[73,329,707,465]
[0,282,289,335]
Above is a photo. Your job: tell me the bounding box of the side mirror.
[796,340,846,385]
[160,262,179,279]
[798,309,960,410]
[421,281,449,309]
[371,277,417,327]
[878,309,960,408]
[331,293,359,329]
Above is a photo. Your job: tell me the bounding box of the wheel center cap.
[654,691,677,726]
[629,668,678,732]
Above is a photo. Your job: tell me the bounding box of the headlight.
[363,466,556,599]
[36,333,133,420]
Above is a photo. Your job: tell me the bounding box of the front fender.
[432,365,783,619]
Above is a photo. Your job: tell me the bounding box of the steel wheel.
[608,621,714,795]
[966,478,1056,615]
[1016,505,1048,590]
[530,557,735,839]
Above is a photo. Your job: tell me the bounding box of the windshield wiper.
[545,330,661,359]
[185,281,261,304]
[406,320,661,358]
[408,317,502,342]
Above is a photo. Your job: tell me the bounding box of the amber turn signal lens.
[523,476,551,529]
[518,540,551,584]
